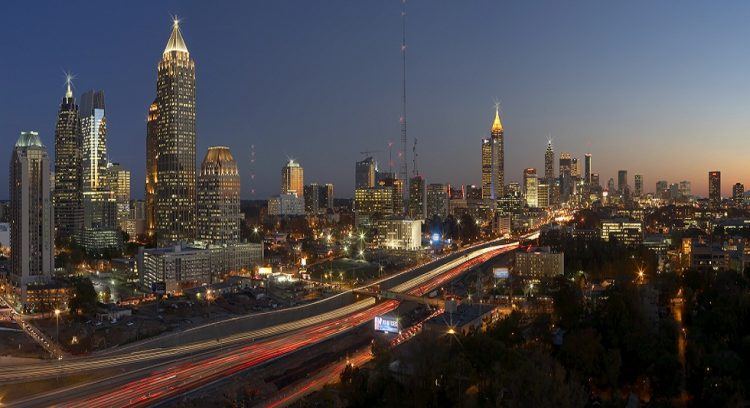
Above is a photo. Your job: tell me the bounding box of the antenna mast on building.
[249,144,256,196]
[399,0,408,190]
[413,138,418,176]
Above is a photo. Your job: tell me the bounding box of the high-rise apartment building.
[355,157,376,189]
[53,78,83,242]
[523,168,538,207]
[656,180,669,199]
[197,147,240,244]
[408,175,426,219]
[323,183,334,209]
[10,132,54,308]
[481,107,504,199]
[281,159,304,197]
[709,171,721,206]
[154,20,197,246]
[678,181,691,199]
[634,174,643,197]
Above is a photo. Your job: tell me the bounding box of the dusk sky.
[2,1,750,199]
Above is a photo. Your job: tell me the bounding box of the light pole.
[54,308,60,346]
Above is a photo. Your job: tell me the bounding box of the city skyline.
[3,2,750,199]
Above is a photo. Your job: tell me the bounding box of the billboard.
[493,267,509,279]
[374,315,400,334]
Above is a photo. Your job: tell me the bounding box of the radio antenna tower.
[412,138,419,176]
[399,0,408,192]
[249,144,256,197]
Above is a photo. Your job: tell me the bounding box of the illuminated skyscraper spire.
[164,18,189,55]
[491,104,503,132]
[65,73,73,99]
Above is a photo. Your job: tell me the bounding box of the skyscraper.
[426,183,448,219]
[732,183,744,206]
[154,20,197,246]
[304,183,324,214]
[523,168,538,208]
[571,157,580,178]
[408,175,426,219]
[108,163,132,237]
[145,101,158,238]
[80,90,119,251]
[323,183,334,210]
[197,147,240,244]
[481,107,504,199]
[559,153,572,200]
[10,132,54,308]
[53,77,83,242]
[617,170,628,194]
[656,180,669,199]
[591,173,600,187]
[634,174,643,197]
[709,171,721,206]
[544,140,555,180]
[281,159,304,197]
[355,157,376,189]
[584,154,592,185]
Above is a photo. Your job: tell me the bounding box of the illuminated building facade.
[544,140,555,180]
[709,171,721,207]
[408,175,426,219]
[481,107,504,200]
[601,219,643,246]
[634,174,643,197]
[374,218,423,250]
[154,20,197,246]
[426,183,449,219]
[355,157,376,189]
[10,132,54,308]
[145,101,158,237]
[281,159,304,197]
[584,153,592,185]
[108,163,133,238]
[523,168,538,208]
[53,78,83,242]
[197,147,240,244]
[732,183,744,205]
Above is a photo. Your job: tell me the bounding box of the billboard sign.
[374,315,400,334]
[493,267,509,279]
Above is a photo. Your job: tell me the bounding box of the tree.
[68,277,98,318]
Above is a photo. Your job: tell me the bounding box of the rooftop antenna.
[399,0,408,192]
[388,140,394,174]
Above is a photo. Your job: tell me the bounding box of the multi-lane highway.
[8,239,520,407]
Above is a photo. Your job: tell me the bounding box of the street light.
[54,308,61,346]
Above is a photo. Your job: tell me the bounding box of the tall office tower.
[481,107,504,199]
[634,174,643,197]
[544,140,555,180]
[617,170,628,194]
[426,183,448,219]
[53,77,83,242]
[656,180,669,199]
[303,183,326,214]
[355,157,376,189]
[523,168,538,207]
[571,157,580,178]
[197,147,240,244]
[281,159,304,197]
[466,185,482,200]
[708,171,721,206]
[108,163,132,236]
[537,179,550,208]
[80,90,119,251]
[558,153,572,200]
[378,177,404,215]
[145,101,158,237]
[154,20,197,246]
[607,178,616,192]
[591,173,600,187]
[481,138,494,199]
[323,183,334,209]
[10,132,54,307]
[678,181,691,198]
[732,183,745,205]
[584,154,592,185]
[408,175,426,219]
[80,90,108,191]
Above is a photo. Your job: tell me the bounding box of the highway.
[7,240,519,407]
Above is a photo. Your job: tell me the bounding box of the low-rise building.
[601,218,643,246]
[514,246,564,279]
[268,194,305,216]
[374,218,423,250]
[138,242,263,293]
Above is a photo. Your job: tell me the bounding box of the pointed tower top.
[65,73,73,99]
[164,18,189,55]
[491,105,503,132]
